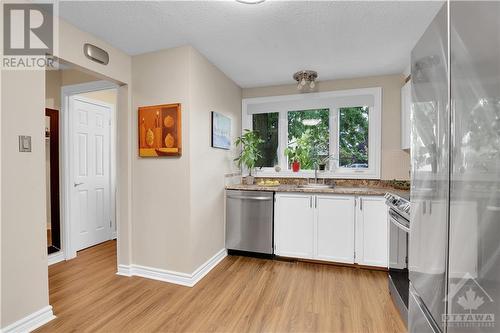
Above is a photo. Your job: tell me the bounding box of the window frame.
[242,87,382,179]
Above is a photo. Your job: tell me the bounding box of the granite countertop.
[225,184,409,197]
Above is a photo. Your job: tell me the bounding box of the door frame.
[61,80,118,260]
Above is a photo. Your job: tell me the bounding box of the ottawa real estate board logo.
[2,2,56,69]
[443,273,495,329]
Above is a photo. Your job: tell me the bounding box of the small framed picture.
[211,111,231,150]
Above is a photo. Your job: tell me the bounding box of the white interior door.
[70,96,111,251]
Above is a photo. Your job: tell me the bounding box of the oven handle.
[389,210,410,233]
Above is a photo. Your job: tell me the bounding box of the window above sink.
[242,87,382,179]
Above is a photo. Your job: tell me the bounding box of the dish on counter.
[257,180,280,187]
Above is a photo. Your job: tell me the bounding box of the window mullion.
[278,110,288,171]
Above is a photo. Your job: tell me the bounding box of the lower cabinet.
[274,193,355,264]
[274,193,314,259]
[316,195,355,263]
[274,193,388,268]
[355,196,388,267]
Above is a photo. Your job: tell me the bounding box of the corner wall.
[242,75,410,180]
[131,46,192,273]
[130,46,242,274]
[188,48,241,271]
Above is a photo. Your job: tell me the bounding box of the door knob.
[74,182,84,187]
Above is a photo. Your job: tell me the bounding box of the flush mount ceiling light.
[236,0,266,4]
[293,70,318,91]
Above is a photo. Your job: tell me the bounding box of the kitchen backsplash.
[251,177,410,190]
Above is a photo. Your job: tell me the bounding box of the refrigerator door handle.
[409,284,442,333]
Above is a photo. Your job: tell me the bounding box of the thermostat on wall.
[19,135,31,152]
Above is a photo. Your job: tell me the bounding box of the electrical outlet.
[18,135,31,152]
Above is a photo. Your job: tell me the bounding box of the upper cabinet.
[401,78,412,150]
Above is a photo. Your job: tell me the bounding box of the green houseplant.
[284,144,303,172]
[234,129,264,185]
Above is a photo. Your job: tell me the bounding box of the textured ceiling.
[59,1,442,88]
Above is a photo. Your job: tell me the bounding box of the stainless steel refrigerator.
[409,1,500,332]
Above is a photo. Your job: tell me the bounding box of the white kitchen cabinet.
[275,193,388,268]
[315,195,355,263]
[274,193,314,259]
[401,79,412,150]
[355,196,388,267]
[274,193,355,263]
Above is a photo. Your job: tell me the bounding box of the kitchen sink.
[297,183,334,189]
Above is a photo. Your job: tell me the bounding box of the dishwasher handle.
[227,195,273,201]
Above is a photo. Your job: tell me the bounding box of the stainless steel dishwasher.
[225,190,274,256]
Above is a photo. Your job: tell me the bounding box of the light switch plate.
[19,135,31,152]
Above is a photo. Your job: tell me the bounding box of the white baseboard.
[1,305,55,333]
[116,264,131,277]
[48,251,65,266]
[116,248,227,287]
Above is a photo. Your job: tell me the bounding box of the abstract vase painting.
[138,103,182,157]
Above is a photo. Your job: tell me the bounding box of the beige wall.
[1,17,132,329]
[242,75,410,180]
[45,69,117,110]
[45,70,62,110]
[57,19,131,85]
[131,46,192,273]
[78,89,116,105]
[1,70,50,327]
[188,48,242,271]
[131,46,242,273]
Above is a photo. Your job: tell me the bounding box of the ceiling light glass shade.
[302,119,321,126]
[293,70,318,92]
[236,0,266,4]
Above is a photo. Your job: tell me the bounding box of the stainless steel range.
[385,192,410,326]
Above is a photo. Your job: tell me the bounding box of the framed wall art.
[211,111,231,150]
[138,103,182,157]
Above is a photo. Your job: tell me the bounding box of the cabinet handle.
[310,196,312,208]
[423,201,426,214]
[360,198,363,210]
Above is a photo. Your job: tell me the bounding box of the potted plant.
[234,129,264,185]
[285,144,302,172]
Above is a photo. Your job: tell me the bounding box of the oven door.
[389,209,410,324]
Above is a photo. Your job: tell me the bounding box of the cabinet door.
[275,193,314,259]
[356,196,388,267]
[401,80,412,150]
[315,195,355,264]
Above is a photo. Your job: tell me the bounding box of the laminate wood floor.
[37,240,405,333]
